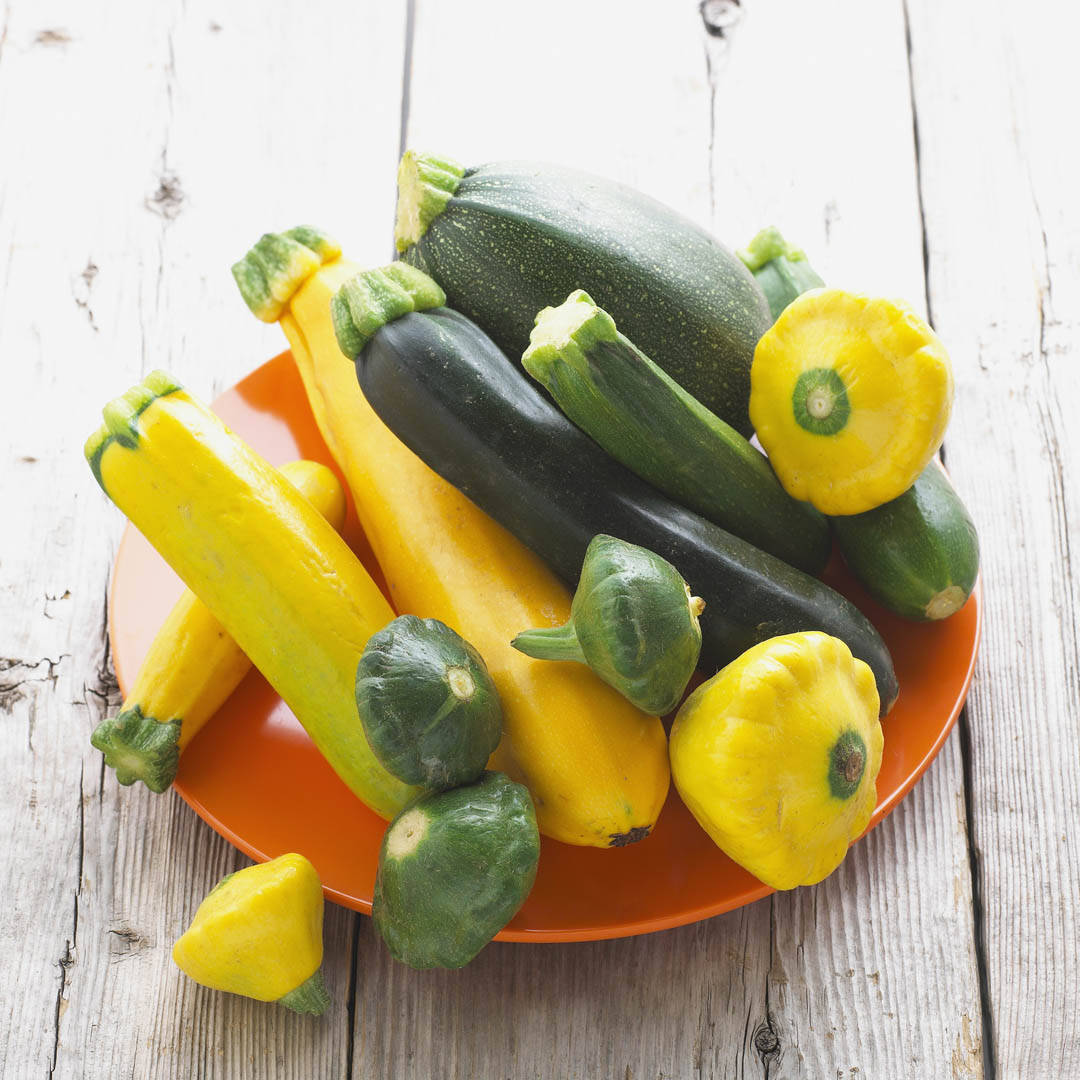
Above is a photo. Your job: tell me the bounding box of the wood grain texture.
[0,0,405,1076]
[907,0,1080,1073]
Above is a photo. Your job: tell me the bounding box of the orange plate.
[109,352,982,943]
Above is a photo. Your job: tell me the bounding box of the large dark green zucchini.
[522,289,830,574]
[332,268,898,713]
[394,152,772,437]
[831,462,979,621]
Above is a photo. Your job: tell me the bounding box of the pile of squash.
[86,153,978,999]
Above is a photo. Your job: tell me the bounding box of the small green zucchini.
[522,290,830,574]
[831,461,979,620]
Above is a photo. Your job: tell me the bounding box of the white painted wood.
[907,0,1080,1073]
[405,0,715,229]
[0,0,405,1076]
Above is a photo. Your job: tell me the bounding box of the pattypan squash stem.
[509,622,586,665]
[278,970,331,1016]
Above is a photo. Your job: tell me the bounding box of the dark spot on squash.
[608,825,651,847]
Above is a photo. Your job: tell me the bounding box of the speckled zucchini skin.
[354,308,899,714]
[400,160,772,437]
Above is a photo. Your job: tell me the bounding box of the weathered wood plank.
[0,0,406,1075]
[907,0,1080,1072]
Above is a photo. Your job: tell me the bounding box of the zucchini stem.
[231,227,341,323]
[393,151,465,253]
[331,263,445,360]
[510,622,586,665]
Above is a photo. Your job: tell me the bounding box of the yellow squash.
[669,631,883,890]
[750,288,953,515]
[85,374,417,819]
[232,229,669,848]
[173,853,329,1014]
[92,460,347,793]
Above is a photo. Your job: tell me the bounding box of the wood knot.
[146,173,185,220]
[752,1015,782,1068]
[700,0,742,38]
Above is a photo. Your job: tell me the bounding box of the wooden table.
[3,0,1076,1075]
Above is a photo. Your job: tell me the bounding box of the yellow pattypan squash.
[669,632,884,890]
[750,288,953,515]
[172,853,329,1015]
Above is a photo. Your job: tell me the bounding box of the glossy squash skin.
[521,289,830,574]
[92,460,347,792]
[346,301,898,714]
[395,152,772,437]
[235,233,669,848]
[85,374,417,819]
[669,632,883,890]
[831,460,979,620]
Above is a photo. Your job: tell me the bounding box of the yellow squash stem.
[92,460,348,793]
[86,375,417,819]
[750,288,953,515]
[233,229,669,848]
[173,853,329,1015]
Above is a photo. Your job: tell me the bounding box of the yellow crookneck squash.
[232,228,669,848]
[669,631,884,890]
[92,459,347,793]
[750,288,953,516]
[173,853,329,1015]
[85,375,417,819]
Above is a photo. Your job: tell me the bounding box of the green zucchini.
[355,615,503,790]
[521,290,830,574]
[831,461,979,620]
[332,266,899,714]
[394,151,772,437]
[741,228,980,619]
[512,534,705,716]
[373,771,540,969]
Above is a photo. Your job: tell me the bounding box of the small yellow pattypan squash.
[750,288,953,515]
[669,632,884,890]
[172,853,329,1015]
